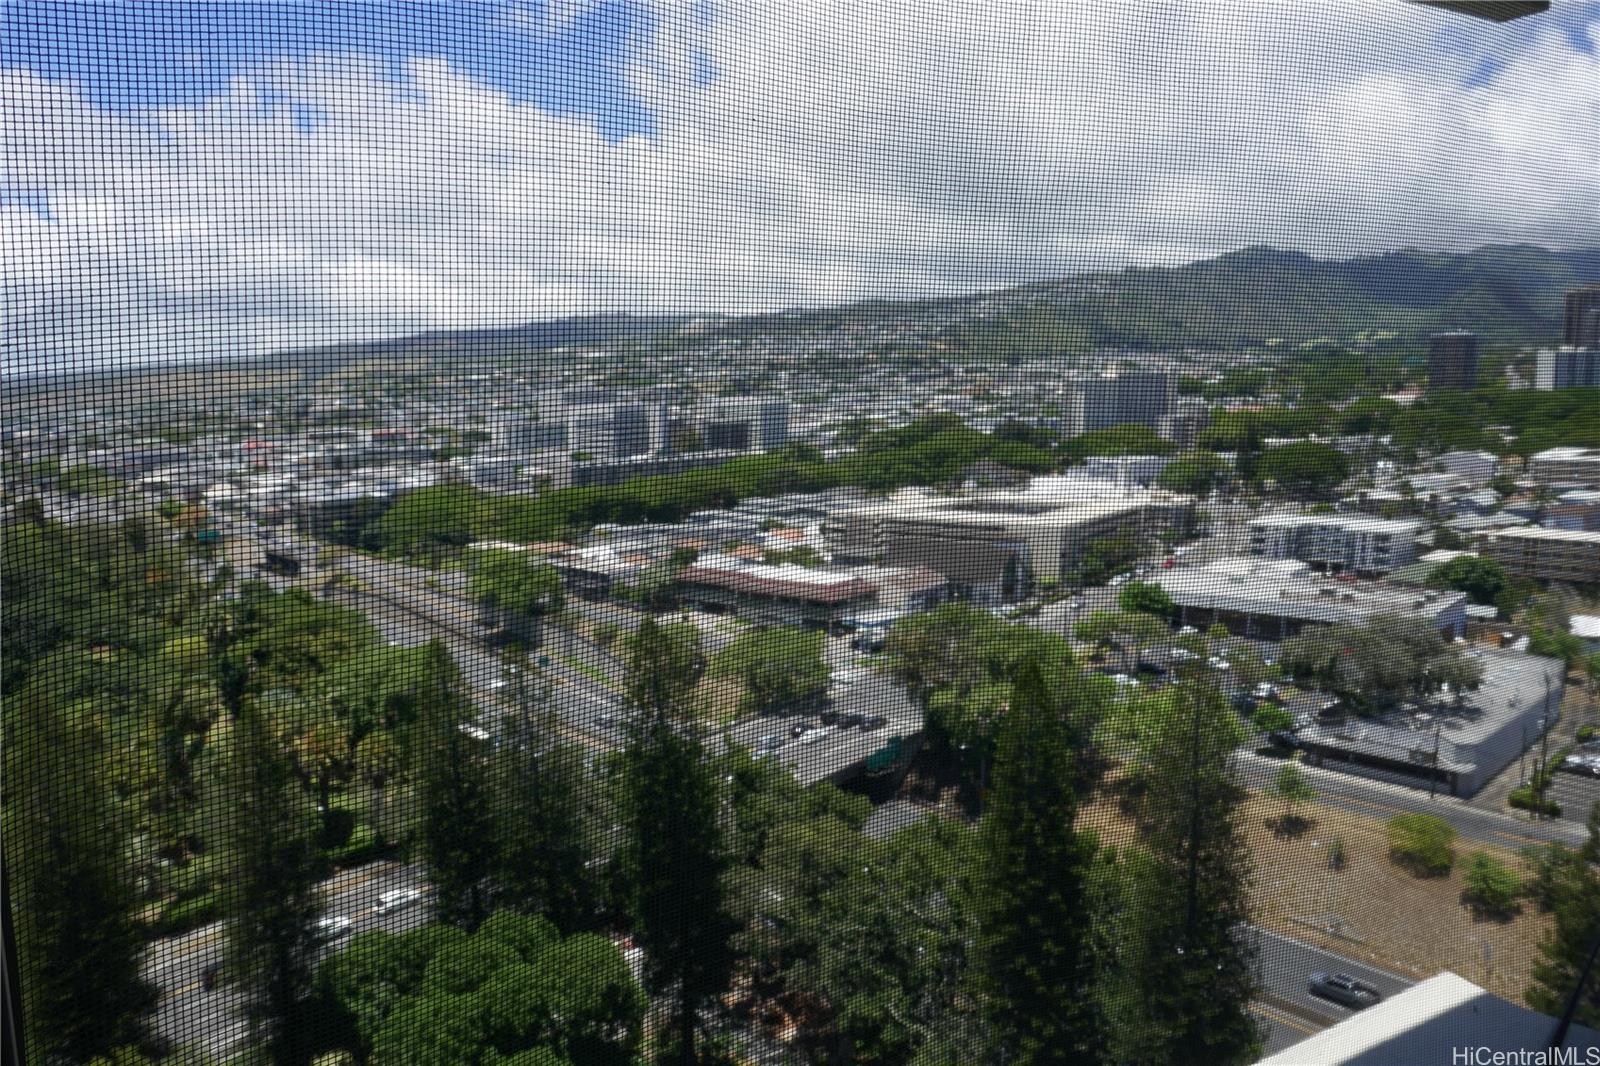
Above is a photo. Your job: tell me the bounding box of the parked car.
[1253,682,1282,702]
[374,887,426,915]
[860,716,888,731]
[836,712,866,729]
[1268,730,1302,750]
[1560,754,1600,777]
[316,915,354,943]
[800,727,828,745]
[1308,972,1383,1009]
[790,723,810,738]
[1207,656,1231,671]
[1110,673,1139,688]
[757,734,784,754]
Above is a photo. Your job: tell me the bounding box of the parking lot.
[1545,749,1600,821]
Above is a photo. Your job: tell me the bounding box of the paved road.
[1249,926,1416,1059]
[144,861,431,1061]
[1236,751,1588,852]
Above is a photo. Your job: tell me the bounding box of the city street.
[1249,927,1416,1057]
[143,861,431,1061]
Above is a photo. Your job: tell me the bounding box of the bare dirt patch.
[1079,786,1552,1004]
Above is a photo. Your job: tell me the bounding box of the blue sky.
[0,1,669,138]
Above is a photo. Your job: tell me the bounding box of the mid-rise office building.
[1428,332,1479,390]
[823,481,1192,587]
[1567,284,1600,347]
[1247,514,1426,574]
[1535,347,1600,390]
[1486,526,1600,584]
[1063,370,1175,436]
[696,398,790,452]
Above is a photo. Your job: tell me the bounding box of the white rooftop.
[1261,971,1600,1066]
[1573,615,1600,640]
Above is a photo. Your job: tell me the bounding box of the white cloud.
[2,1,1597,371]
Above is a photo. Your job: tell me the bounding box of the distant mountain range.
[14,244,1598,387]
[289,243,1598,369]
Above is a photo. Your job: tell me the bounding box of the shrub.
[1579,725,1596,744]
[1386,813,1456,876]
[1327,836,1347,871]
[1462,852,1522,919]
[1508,787,1563,819]
[157,892,221,935]
[1520,843,1584,912]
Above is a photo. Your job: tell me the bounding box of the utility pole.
[1440,717,1452,793]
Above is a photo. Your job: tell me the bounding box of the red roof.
[679,564,878,605]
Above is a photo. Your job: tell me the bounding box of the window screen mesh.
[3,3,1599,1065]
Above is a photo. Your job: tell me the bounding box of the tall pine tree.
[417,640,498,930]
[491,650,594,932]
[1119,682,1260,1066]
[5,687,157,1062]
[224,694,327,1066]
[1527,802,1600,1025]
[619,619,734,1065]
[973,657,1106,1064]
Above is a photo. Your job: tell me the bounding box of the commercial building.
[1427,449,1498,485]
[1062,370,1174,436]
[1485,526,1600,584]
[1150,558,1469,639]
[1247,514,1425,574]
[1528,446,1600,487]
[1426,331,1478,390]
[1295,647,1563,797]
[696,398,790,452]
[823,481,1192,587]
[1567,283,1600,346]
[676,555,878,627]
[1535,346,1600,389]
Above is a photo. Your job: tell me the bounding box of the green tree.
[418,642,498,930]
[1118,580,1175,620]
[711,625,830,715]
[1118,684,1260,1065]
[1427,555,1508,607]
[973,658,1106,1063]
[1251,702,1294,737]
[1271,762,1315,834]
[1157,450,1226,496]
[1256,441,1351,499]
[4,689,158,1063]
[1462,852,1522,919]
[225,696,328,1066]
[1386,814,1456,877]
[468,550,564,645]
[1528,808,1600,1025]
[619,620,734,1065]
[491,658,594,933]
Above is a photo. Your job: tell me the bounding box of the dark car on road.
[1309,972,1383,1009]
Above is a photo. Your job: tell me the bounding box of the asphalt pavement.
[144,861,431,1061]
[1249,926,1416,1059]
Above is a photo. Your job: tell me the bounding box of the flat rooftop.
[1248,513,1425,535]
[1300,647,1563,765]
[1490,526,1600,545]
[1152,558,1467,626]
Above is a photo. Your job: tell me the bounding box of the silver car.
[1308,972,1383,1009]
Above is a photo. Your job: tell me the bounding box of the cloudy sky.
[2,1,1597,373]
